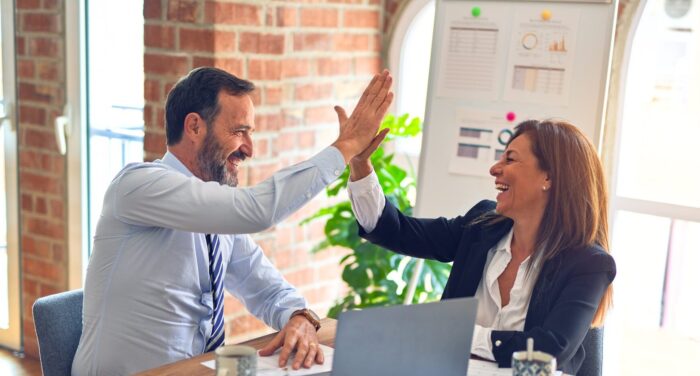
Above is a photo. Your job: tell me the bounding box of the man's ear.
[183,112,204,141]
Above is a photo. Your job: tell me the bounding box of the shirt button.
[306,193,312,199]
[334,169,341,176]
[495,340,502,347]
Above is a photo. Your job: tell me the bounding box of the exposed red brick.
[24,129,58,150]
[17,0,40,9]
[145,24,175,49]
[298,130,316,148]
[167,0,199,23]
[205,2,260,26]
[263,86,283,106]
[17,59,35,78]
[28,37,60,58]
[50,199,64,219]
[144,0,162,19]
[23,235,51,259]
[239,32,284,55]
[144,132,166,155]
[292,33,332,52]
[23,256,64,282]
[180,28,236,53]
[192,56,244,76]
[304,106,337,125]
[276,7,297,27]
[21,13,60,33]
[333,34,371,51]
[295,83,334,101]
[317,58,352,76]
[248,59,282,81]
[254,113,281,132]
[19,105,45,125]
[20,172,62,195]
[354,56,381,75]
[144,53,189,76]
[300,8,338,27]
[281,58,310,79]
[36,197,48,214]
[22,194,33,211]
[343,9,380,28]
[36,61,60,81]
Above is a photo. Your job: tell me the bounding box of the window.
[388,0,435,156]
[0,0,21,350]
[606,0,700,374]
[66,0,144,285]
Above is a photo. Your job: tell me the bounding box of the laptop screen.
[331,297,479,376]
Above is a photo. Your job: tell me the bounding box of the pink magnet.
[506,112,516,122]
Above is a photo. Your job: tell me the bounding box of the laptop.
[330,297,479,376]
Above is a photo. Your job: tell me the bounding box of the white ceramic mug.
[215,345,257,376]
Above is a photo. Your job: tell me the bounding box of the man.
[72,67,393,375]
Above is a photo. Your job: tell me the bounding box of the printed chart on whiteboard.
[448,109,527,178]
[503,8,580,105]
[436,3,510,100]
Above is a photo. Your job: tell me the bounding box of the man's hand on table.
[258,315,324,370]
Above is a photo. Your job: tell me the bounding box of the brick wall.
[15,0,67,358]
[142,0,385,343]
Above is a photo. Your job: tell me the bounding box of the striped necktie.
[205,234,225,352]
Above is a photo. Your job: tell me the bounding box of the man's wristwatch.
[291,308,321,331]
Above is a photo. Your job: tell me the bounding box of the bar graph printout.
[436,3,510,100]
[448,108,529,178]
[503,7,580,105]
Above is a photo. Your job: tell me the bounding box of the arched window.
[607,0,700,373]
[388,0,435,155]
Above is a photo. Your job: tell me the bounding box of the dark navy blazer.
[359,199,616,375]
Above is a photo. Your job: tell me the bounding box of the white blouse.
[347,171,542,360]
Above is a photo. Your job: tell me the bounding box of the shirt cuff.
[280,307,305,330]
[347,171,385,233]
[471,324,495,361]
[310,146,347,184]
[347,169,380,194]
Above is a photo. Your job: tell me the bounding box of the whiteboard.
[414,0,617,219]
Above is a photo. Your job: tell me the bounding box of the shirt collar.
[494,227,514,255]
[159,151,195,178]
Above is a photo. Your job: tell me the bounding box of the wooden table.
[135,318,337,376]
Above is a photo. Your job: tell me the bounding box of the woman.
[346,119,615,374]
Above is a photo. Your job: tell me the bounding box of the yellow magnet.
[541,9,552,21]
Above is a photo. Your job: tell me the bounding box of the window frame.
[0,0,22,351]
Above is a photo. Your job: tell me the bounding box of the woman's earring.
[542,185,548,191]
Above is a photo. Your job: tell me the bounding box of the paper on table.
[202,344,334,376]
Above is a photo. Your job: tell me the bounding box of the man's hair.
[165,67,255,145]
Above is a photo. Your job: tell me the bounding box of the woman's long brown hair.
[487,119,612,327]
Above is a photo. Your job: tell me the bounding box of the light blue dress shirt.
[72,147,345,376]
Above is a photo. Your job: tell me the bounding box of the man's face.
[196,92,255,187]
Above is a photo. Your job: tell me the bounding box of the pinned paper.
[471,6,481,17]
[541,9,552,21]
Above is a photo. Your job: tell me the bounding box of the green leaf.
[301,113,449,318]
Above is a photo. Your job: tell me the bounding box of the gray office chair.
[577,327,604,376]
[33,289,84,376]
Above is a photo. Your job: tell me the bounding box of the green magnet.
[472,7,481,17]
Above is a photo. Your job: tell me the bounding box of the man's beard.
[196,132,239,187]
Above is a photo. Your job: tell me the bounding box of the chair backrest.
[577,327,604,376]
[32,289,84,376]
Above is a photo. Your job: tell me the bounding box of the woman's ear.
[542,175,552,191]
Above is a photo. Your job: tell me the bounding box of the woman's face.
[489,133,550,221]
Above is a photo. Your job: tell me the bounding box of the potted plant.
[302,114,452,318]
